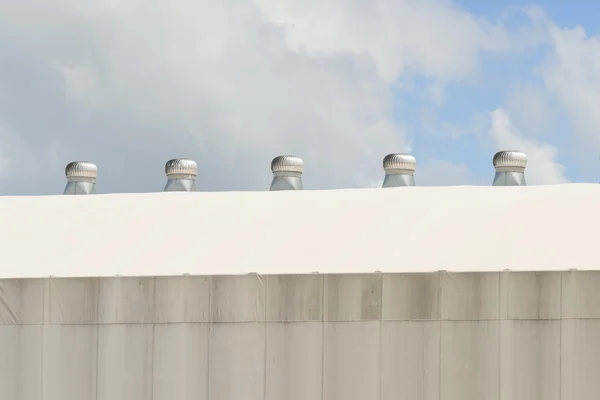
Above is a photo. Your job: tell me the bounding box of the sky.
[0,0,600,194]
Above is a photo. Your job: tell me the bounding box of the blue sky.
[463,0,600,32]
[0,0,599,193]
[398,0,600,185]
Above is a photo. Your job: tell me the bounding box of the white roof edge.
[0,183,598,278]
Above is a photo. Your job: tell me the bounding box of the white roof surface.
[0,184,598,278]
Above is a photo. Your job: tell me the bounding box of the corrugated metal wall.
[0,271,599,400]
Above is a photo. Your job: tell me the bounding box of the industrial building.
[0,151,598,400]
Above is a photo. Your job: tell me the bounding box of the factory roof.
[0,184,597,279]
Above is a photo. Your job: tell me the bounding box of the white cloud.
[0,0,523,194]
[489,108,569,185]
[440,112,489,139]
[425,81,446,105]
[417,159,481,186]
[537,23,600,175]
[504,85,554,138]
[254,0,511,82]
[5,0,590,194]
[0,128,11,177]
[419,108,438,133]
[0,0,414,193]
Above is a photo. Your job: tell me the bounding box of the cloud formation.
[254,0,511,82]
[0,0,522,194]
[489,108,569,184]
[538,23,600,174]
[417,159,483,186]
[0,0,597,193]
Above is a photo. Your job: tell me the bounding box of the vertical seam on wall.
[150,277,156,400]
[40,279,47,400]
[321,274,325,400]
[438,272,443,400]
[263,274,268,400]
[559,272,563,400]
[206,276,212,400]
[94,280,100,400]
[497,272,501,400]
[379,273,383,400]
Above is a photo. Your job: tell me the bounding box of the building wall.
[0,271,598,400]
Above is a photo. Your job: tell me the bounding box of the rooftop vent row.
[63,150,527,195]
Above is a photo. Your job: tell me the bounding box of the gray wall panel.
[324,274,382,322]
[44,278,99,324]
[440,321,499,400]
[98,278,155,324]
[155,276,210,323]
[210,275,265,322]
[383,273,440,320]
[500,272,561,320]
[500,320,560,400]
[265,322,322,400]
[97,324,154,400]
[5,271,600,399]
[153,323,209,400]
[209,322,265,400]
[561,319,600,399]
[0,325,42,400]
[0,279,44,324]
[266,275,323,322]
[441,272,500,320]
[42,325,97,400]
[381,321,440,400]
[562,271,600,318]
[323,321,380,400]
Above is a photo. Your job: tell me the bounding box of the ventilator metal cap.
[493,150,527,172]
[164,158,197,192]
[271,155,304,174]
[64,161,97,195]
[165,158,198,177]
[382,153,416,187]
[383,153,416,173]
[492,150,527,186]
[270,155,304,191]
[65,161,98,180]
